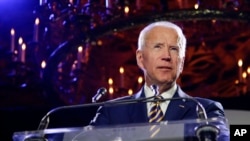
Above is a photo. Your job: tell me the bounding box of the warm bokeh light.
[238,59,243,67]
[194,3,199,9]
[235,80,239,84]
[97,40,103,46]
[119,66,124,74]
[124,6,129,14]
[128,89,133,95]
[109,87,114,94]
[138,76,143,84]
[242,72,247,79]
[108,78,113,85]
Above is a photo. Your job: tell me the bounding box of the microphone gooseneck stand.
[26,85,220,141]
[150,84,220,141]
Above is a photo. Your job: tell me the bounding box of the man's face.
[136,26,184,86]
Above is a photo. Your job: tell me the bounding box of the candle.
[119,67,125,88]
[243,72,247,83]
[137,76,143,89]
[108,78,114,98]
[105,0,111,8]
[108,77,113,86]
[247,66,250,92]
[242,71,247,94]
[21,43,26,63]
[136,0,141,10]
[238,59,243,82]
[128,89,133,95]
[33,18,39,42]
[39,0,47,6]
[40,60,46,78]
[124,6,129,16]
[77,46,83,69]
[10,28,15,52]
[69,0,73,5]
[18,37,23,61]
[194,3,199,9]
[247,66,250,81]
[108,87,114,98]
[105,0,112,14]
[234,79,240,96]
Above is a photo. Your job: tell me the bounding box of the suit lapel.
[164,86,192,121]
[128,86,193,123]
[129,88,149,123]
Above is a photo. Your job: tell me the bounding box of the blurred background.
[1,0,250,141]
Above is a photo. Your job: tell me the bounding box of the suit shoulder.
[195,97,224,110]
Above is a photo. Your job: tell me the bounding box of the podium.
[12,117,229,141]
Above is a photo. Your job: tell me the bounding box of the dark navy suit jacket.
[89,85,229,141]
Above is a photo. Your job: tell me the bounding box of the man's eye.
[170,46,179,51]
[154,45,161,48]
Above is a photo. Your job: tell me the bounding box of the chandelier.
[5,0,250,105]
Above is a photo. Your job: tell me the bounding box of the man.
[89,21,229,140]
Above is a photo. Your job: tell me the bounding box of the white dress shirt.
[144,84,177,116]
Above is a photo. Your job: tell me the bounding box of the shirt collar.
[144,83,177,99]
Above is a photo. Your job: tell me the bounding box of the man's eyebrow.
[154,43,164,46]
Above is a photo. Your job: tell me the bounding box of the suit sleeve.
[197,98,230,141]
[89,106,110,126]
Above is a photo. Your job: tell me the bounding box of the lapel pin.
[179,105,185,108]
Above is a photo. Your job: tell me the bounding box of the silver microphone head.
[92,87,107,103]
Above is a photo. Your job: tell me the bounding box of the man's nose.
[161,56,171,61]
[161,48,171,61]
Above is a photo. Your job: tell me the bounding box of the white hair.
[138,21,187,58]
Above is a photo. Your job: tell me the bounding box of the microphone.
[37,87,107,130]
[92,87,107,103]
[33,85,218,141]
[149,84,219,141]
[149,84,207,119]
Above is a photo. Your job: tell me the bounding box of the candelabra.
[2,0,250,105]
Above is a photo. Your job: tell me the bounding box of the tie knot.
[154,95,163,104]
[155,95,163,100]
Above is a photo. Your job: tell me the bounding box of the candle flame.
[138,76,143,84]
[247,66,250,74]
[109,87,114,94]
[11,28,15,35]
[35,18,40,25]
[194,3,199,9]
[238,59,243,67]
[124,6,129,14]
[78,46,83,52]
[41,60,46,69]
[128,89,133,95]
[119,67,124,74]
[21,43,26,50]
[18,37,23,45]
[242,72,247,79]
[108,78,113,85]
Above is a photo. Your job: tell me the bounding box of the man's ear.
[136,50,144,69]
[180,57,185,73]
